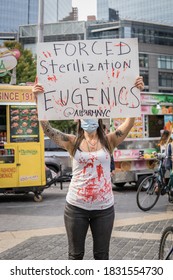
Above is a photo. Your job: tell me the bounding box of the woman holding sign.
[32,76,144,260]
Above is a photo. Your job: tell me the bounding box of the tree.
[0,41,36,84]
[50,120,77,134]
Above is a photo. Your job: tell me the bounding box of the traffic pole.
[38,0,44,43]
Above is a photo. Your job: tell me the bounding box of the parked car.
[44,137,72,188]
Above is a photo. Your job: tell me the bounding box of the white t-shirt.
[66,148,114,210]
[160,144,167,154]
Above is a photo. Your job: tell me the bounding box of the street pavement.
[0,183,173,260]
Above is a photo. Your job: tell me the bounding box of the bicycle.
[158,226,173,260]
[136,154,173,211]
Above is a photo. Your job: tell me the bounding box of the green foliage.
[50,120,77,134]
[0,41,36,84]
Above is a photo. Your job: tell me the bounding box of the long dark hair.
[72,119,112,157]
[159,130,171,146]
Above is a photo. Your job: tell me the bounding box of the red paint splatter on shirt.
[77,177,111,203]
[83,162,94,174]
[96,164,104,181]
[71,150,112,204]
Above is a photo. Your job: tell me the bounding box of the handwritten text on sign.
[37,38,140,120]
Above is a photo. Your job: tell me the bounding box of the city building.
[97,0,173,26]
[19,19,173,94]
[0,0,38,32]
[0,0,76,45]
[87,15,96,22]
[0,0,73,32]
[87,19,173,93]
[44,0,73,23]
[62,7,78,21]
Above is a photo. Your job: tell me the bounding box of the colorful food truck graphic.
[111,92,173,187]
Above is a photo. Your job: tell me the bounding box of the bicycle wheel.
[136,175,161,211]
[158,226,173,260]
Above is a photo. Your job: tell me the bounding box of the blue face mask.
[81,119,99,134]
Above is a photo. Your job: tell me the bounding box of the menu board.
[10,105,39,142]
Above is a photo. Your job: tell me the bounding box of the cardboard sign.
[37,38,140,120]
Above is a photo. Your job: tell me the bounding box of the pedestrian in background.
[159,130,173,202]
[158,130,172,180]
[32,76,144,260]
[158,130,172,154]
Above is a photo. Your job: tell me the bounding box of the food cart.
[0,84,55,201]
[111,91,173,187]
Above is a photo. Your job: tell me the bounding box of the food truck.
[111,91,173,187]
[0,84,60,201]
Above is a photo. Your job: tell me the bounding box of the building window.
[159,89,173,93]
[159,72,173,87]
[139,54,148,68]
[158,56,173,70]
[140,70,149,86]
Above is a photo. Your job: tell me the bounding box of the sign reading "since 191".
[0,86,35,103]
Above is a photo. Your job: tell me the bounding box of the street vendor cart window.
[148,115,164,137]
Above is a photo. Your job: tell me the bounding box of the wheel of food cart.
[136,174,161,211]
[33,193,43,202]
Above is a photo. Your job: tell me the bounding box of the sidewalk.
[0,209,173,260]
